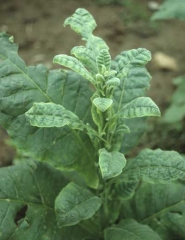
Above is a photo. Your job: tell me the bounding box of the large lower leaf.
[121,148,185,183]
[104,219,162,240]
[120,180,185,240]
[0,32,98,188]
[0,161,90,240]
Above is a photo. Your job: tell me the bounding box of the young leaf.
[121,148,185,183]
[112,50,152,153]
[26,102,84,130]
[0,33,98,188]
[93,97,113,112]
[118,97,161,119]
[53,54,94,83]
[96,49,111,72]
[0,161,89,240]
[104,219,162,240]
[116,48,151,79]
[86,35,109,56]
[64,8,97,40]
[55,182,102,227]
[99,148,126,180]
[71,46,98,73]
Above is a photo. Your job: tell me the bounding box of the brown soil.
[0,0,185,165]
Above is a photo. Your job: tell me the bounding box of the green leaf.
[55,182,102,227]
[104,219,162,240]
[0,161,89,240]
[151,0,185,21]
[113,181,139,200]
[112,50,152,153]
[121,149,185,183]
[53,54,94,83]
[116,48,151,79]
[26,102,84,130]
[96,49,111,72]
[99,148,126,180]
[106,78,120,87]
[120,181,185,240]
[93,97,113,112]
[0,32,98,188]
[71,46,98,74]
[64,8,97,40]
[86,35,109,56]
[118,97,160,119]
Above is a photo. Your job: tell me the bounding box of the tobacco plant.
[0,8,185,240]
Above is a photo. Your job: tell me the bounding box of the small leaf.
[116,48,151,79]
[53,54,94,83]
[71,46,97,73]
[118,97,160,119]
[121,148,185,183]
[86,35,109,56]
[99,148,126,180]
[93,97,113,112]
[104,219,162,240]
[106,78,120,87]
[64,8,97,40]
[25,102,84,130]
[55,182,102,227]
[96,49,111,72]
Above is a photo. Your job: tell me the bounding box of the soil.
[0,0,185,165]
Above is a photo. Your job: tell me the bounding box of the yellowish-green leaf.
[118,97,160,119]
[53,54,94,83]
[93,97,113,112]
[25,102,84,130]
[99,148,127,180]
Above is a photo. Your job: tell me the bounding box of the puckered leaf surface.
[112,51,152,153]
[0,161,89,240]
[119,97,160,119]
[0,32,98,188]
[99,148,126,180]
[64,8,97,40]
[104,219,162,240]
[121,148,185,183]
[55,182,102,227]
[26,102,84,130]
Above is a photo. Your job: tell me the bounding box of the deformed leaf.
[93,97,113,112]
[99,148,126,180]
[104,219,162,240]
[25,102,84,130]
[53,54,94,83]
[55,182,102,227]
[64,8,97,40]
[118,97,160,119]
[96,49,111,72]
[86,35,109,56]
[116,48,151,79]
[0,161,89,240]
[106,78,120,87]
[71,46,97,73]
[121,148,185,183]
